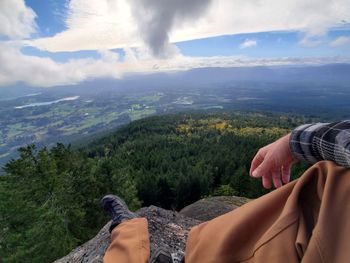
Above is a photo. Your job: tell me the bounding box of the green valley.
[0,112,311,262]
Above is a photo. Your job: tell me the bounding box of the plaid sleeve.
[289,120,350,167]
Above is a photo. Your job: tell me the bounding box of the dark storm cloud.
[130,0,213,58]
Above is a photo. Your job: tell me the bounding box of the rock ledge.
[54,196,250,263]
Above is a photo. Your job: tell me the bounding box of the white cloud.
[0,0,36,39]
[26,0,140,52]
[299,36,324,47]
[26,0,350,53]
[240,39,257,49]
[1,0,349,88]
[330,36,350,47]
[0,43,122,87]
[1,43,349,87]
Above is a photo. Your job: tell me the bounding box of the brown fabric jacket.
[186,161,350,263]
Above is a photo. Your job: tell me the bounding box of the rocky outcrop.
[54,196,250,263]
[179,196,251,221]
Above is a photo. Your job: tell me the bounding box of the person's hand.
[249,133,298,189]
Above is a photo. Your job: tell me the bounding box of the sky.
[0,0,350,87]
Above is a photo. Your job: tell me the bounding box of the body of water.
[15,96,80,109]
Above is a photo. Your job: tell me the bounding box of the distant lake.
[15,96,80,109]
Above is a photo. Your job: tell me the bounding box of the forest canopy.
[0,111,311,262]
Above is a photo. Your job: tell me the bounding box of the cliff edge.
[54,196,250,263]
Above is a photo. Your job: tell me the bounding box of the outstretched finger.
[250,150,265,176]
[251,158,272,180]
[281,165,291,184]
[271,170,282,188]
[262,174,272,189]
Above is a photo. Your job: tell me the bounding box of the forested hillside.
[0,112,312,262]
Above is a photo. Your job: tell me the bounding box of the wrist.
[286,132,299,163]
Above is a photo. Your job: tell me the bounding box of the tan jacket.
[186,161,350,263]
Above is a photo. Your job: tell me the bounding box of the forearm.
[289,120,350,167]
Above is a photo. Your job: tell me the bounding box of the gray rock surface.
[54,196,250,263]
[180,196,251,221]
[139,206,201,262]
[54,206,200,263]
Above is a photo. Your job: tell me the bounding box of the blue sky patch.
[25,0,68,38]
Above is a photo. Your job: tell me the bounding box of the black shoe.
[101,194,137,232]
[149,247,173,263]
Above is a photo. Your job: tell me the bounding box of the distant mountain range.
[2,63,350,97]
